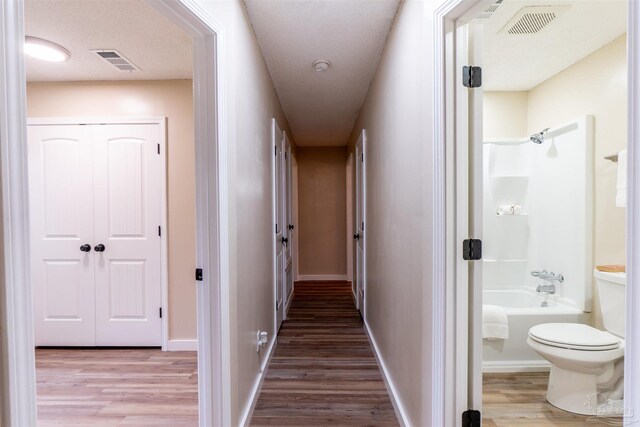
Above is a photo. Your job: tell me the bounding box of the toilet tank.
[594,270,626,338]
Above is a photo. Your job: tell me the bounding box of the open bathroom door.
[454,20,484,419]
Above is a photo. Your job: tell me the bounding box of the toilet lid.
[529,323,621,351]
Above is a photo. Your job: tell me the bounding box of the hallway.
[250,282,398,426]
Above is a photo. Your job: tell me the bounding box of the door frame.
[272,118,284,331]
[346,153,355,297]
[432,0,640,426]
[355,130,367,317]
[0,1,230,426]
[27,116,169,349]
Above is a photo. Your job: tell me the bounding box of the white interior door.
[29,120,163,347]
[273,120,285,330]
[283,133,294,316]
[29,125,97,346]
[92,124,163,346]
[355,131,366,317]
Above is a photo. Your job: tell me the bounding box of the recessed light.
[313,60,330,72]
[24,36,70,62]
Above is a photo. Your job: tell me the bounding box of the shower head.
[530,128,550,144]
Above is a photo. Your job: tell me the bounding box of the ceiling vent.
[501,5,569,35]
[476,0,503,20]
[91,50,140,72]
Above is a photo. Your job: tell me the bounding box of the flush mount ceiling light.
[313,60,330,72]
[24,36,70,62]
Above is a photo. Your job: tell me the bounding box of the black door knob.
[288,224,295,230]
[354,233,360,240]
[94,244,105,252]
[80,244,91,252]
[281,237,289,245]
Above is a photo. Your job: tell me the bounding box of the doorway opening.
[1,0,229,425]
[434,0,634,425]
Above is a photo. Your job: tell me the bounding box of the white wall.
[347,1,433,424]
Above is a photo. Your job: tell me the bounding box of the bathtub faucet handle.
[531,270,541,277]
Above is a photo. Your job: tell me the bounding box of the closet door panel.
[92,124,162,346]
[28,124,96,346]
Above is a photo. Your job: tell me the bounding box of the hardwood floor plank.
[250,281,399,426]
[36,348,198,426]
[483,372,622,426]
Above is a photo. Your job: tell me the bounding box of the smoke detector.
[313,60,330,72]
[91,49,140,72]
[501,5,570,35]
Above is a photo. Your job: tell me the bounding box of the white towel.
[616,149,627,208]
[482,305,509,340]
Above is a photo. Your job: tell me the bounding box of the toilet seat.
[529,323,621,351]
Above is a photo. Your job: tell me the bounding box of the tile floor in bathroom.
[483,372,622,426]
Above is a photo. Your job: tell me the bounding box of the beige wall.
[297,147,347,277]
[195,1,295,424]
[484,91,528,139]
[484,35,627,328]
[26,80,197,341]
[346,1,431,424]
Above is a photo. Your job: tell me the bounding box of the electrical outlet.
[256,330,268,352]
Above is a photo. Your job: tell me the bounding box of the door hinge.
[195,268,203,282]
[158,225,161,237]
[462,409,481,427]
[361,153,364,162]
[159,307,163,318]
[463,239,482,260]
[157,143,160,155]
[276,301,279,311]
[275,146,277,156]
[463,66,482,88]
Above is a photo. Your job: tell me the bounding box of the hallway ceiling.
[481,0,627,91]
[244,0,400,147]
[24,0,192,82]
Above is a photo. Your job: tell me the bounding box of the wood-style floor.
[36,348,198,426]
[483,372,622,426]
[250,281,399,426]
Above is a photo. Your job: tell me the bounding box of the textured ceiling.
[481,0,627,91]
[244,0,400,146]
[25,0,192,82]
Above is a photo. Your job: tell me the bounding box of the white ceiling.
[25,0,192,82]
[481,0,627,91]
[244,0,399,146]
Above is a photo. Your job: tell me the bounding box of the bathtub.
[483,288,588,372]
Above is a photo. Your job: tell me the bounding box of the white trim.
[364,321,409,427]
[238,337,276,427]
[167,339,198,352]
[626,1,640,423]
[27,116,169,351]
[0,1,37,425]
[297,274,348,282]
[482,360,551,373]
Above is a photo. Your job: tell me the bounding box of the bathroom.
[479,0,628,424]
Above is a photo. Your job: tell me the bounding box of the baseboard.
[297,274,347,281]
[239,336,276,427]
[166,339,197,351]
[364,321,410,427]
[483,359,551,373]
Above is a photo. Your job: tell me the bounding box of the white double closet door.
[28,120,163,347]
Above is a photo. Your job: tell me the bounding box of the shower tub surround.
[482,116,594,372]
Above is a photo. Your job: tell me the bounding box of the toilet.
[527,270,626,415]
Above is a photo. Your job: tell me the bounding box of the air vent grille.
[477,0,503,20]
[501,6,569,35]
[91,50,140,72]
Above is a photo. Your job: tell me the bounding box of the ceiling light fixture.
[24,36,70,62]
[313,60,330,72]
